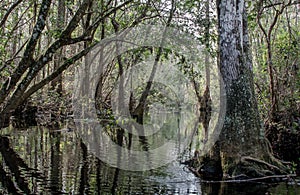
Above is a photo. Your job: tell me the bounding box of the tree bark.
[51,0,65,95]
[194,0,289,180]
[0,0,52,105]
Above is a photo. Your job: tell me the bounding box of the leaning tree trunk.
[194,0,290,180]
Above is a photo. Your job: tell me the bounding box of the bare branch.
[60,0,92,39]
[20,43,97,103]
[0,38,28,72]
[0,0,52,105]
[86,0,134,35]
[0,0,23,28]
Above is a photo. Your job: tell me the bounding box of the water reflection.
[75,108,198,171]
[0,126,299,194]
[0,126,199,194]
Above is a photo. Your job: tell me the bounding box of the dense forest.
[0,0,299,194]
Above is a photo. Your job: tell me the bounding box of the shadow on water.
[0,126,299,194]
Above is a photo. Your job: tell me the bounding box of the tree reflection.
[0,126,286,194]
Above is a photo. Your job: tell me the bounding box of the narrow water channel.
[0,126,299,194]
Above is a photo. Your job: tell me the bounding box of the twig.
[0,0,22,28]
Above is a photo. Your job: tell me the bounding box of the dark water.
[0,126,299,194]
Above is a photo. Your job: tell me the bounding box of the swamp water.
[0,126,299,194]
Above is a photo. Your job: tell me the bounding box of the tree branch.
[0,0,23,28]
[1,35,94,113]
[60,0,91,39]
[20,43,97,103]
[85,0,134,36]
[0,0,52,104]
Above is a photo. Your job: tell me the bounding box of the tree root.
[187,162,296,183]
[223,154,292,182]
[189,140,293,181]
[241,156,285,174]
[188,157,294,183]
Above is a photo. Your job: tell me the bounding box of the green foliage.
[250,3,300,119]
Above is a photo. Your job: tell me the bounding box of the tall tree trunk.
[51,0,65,95]
[132,0,175,124]
[194,0,289,180]
[200,0,212,143]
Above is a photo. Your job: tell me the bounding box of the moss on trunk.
[191,66,291,181]
[190,0,291,178]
